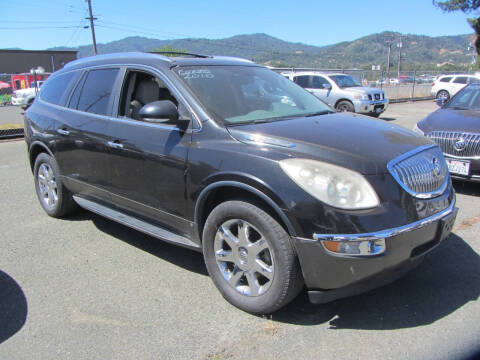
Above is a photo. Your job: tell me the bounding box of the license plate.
[446,158,470,176]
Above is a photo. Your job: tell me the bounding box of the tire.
[436,90,450,101]
[202,200,304,314]
[336,100,354,113]
[33,153,77,218]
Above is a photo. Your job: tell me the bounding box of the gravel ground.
[0,101,479,360]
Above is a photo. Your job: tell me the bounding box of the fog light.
[321,238,386,256]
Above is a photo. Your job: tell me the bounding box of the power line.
[0,26,83,30]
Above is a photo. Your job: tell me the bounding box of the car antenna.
[148,51,210,58]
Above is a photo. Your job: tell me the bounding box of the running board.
[73,196,200,250]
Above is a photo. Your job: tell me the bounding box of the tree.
[151,45,187,57]
[434,0,480,54]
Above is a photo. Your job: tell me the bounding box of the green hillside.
[49,32,474,70]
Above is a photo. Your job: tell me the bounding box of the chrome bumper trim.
[312,199,456,242]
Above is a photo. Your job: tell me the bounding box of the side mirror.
[138,100,178,123]
[323,83,332,90]
[436,98,447,107]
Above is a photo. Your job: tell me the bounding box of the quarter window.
[77,68,119,115]
[39,71,77,105]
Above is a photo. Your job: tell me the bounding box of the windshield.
[445,86,480,111]
[329,75,361,88]
[174,66,332,125]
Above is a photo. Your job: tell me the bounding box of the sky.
[0,0,475,50]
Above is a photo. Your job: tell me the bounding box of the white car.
[282,72,388,117]
[431,74,480,101]
[11,81,45,109]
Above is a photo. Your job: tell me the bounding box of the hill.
[49,32,474,70]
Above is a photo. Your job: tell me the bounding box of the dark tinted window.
[294,75,310,88]
[311,76,330,89]
[39,72,76,105]
[453,76,468,84]
[77,68,119,115]
[68,72,85,109]
[439,77,452,83]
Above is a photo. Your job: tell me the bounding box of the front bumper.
[444,155,480,183]
[12,97,27,106]
[353,99,389,114]
[292,200,458,304]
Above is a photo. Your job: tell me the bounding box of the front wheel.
[336,100,354,113]
[202,200,303,314]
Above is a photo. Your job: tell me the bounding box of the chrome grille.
[426,131,480,157]
[388,145,449,198]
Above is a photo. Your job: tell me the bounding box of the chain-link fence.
[272,68,477,102]
[0,72,50,138]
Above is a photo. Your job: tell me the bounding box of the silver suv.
[283,72,388,117]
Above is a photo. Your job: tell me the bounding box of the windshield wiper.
[450,106,469,110]
[226,115,296,126]
[304,110,334,117]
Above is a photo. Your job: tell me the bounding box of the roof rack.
[149,51,210,58]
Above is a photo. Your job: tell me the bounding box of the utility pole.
[86,0,98,55]
[386,41,392,78]
[397,37,403,79]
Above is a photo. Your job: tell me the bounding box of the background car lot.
[1,101,479,360]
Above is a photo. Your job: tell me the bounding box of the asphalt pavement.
[1,101,479,359]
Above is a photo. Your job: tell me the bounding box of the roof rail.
[149,51,210,58]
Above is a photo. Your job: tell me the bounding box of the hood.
[418,108,480,134]
[15,88,35,95]
[227,113,430,174]
[342,86,382,95]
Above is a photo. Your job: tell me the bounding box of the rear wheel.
[336,100,354,113]
[436,90,450,102]
[34,153,77,217]
[202,200,303,314]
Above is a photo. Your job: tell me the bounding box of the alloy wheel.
[214,219,275,297]
[37,163,58,209]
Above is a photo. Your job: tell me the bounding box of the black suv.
[25,52,457,314]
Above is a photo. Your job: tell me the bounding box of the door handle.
[57,128,70,136]
[107,141,124,149]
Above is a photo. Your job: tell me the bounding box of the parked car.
[389,78,399,85]
[414,83,480,182]
[25,52,457,314]
[12,81,45,109]
[282,72,388,117]
[431,74,480,101]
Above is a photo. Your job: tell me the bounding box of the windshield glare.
[445,86,480,111]
[174,66,331,125]
[329,75,361,88]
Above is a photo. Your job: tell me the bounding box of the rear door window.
[293,75,310,88]
[453,76,468,84]
[439,77,452,83]
[311,76,330,89]
[76,68,119,115]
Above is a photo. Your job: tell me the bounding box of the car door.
[450,76,468,95]
[309,75,335,107]
[103,67,193,236]
[55,67,121,202]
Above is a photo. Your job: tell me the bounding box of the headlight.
[353,94,369,101]
[412,123,424,136]
[279,158,380,209]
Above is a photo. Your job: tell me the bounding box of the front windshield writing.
[174,66,331,124]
